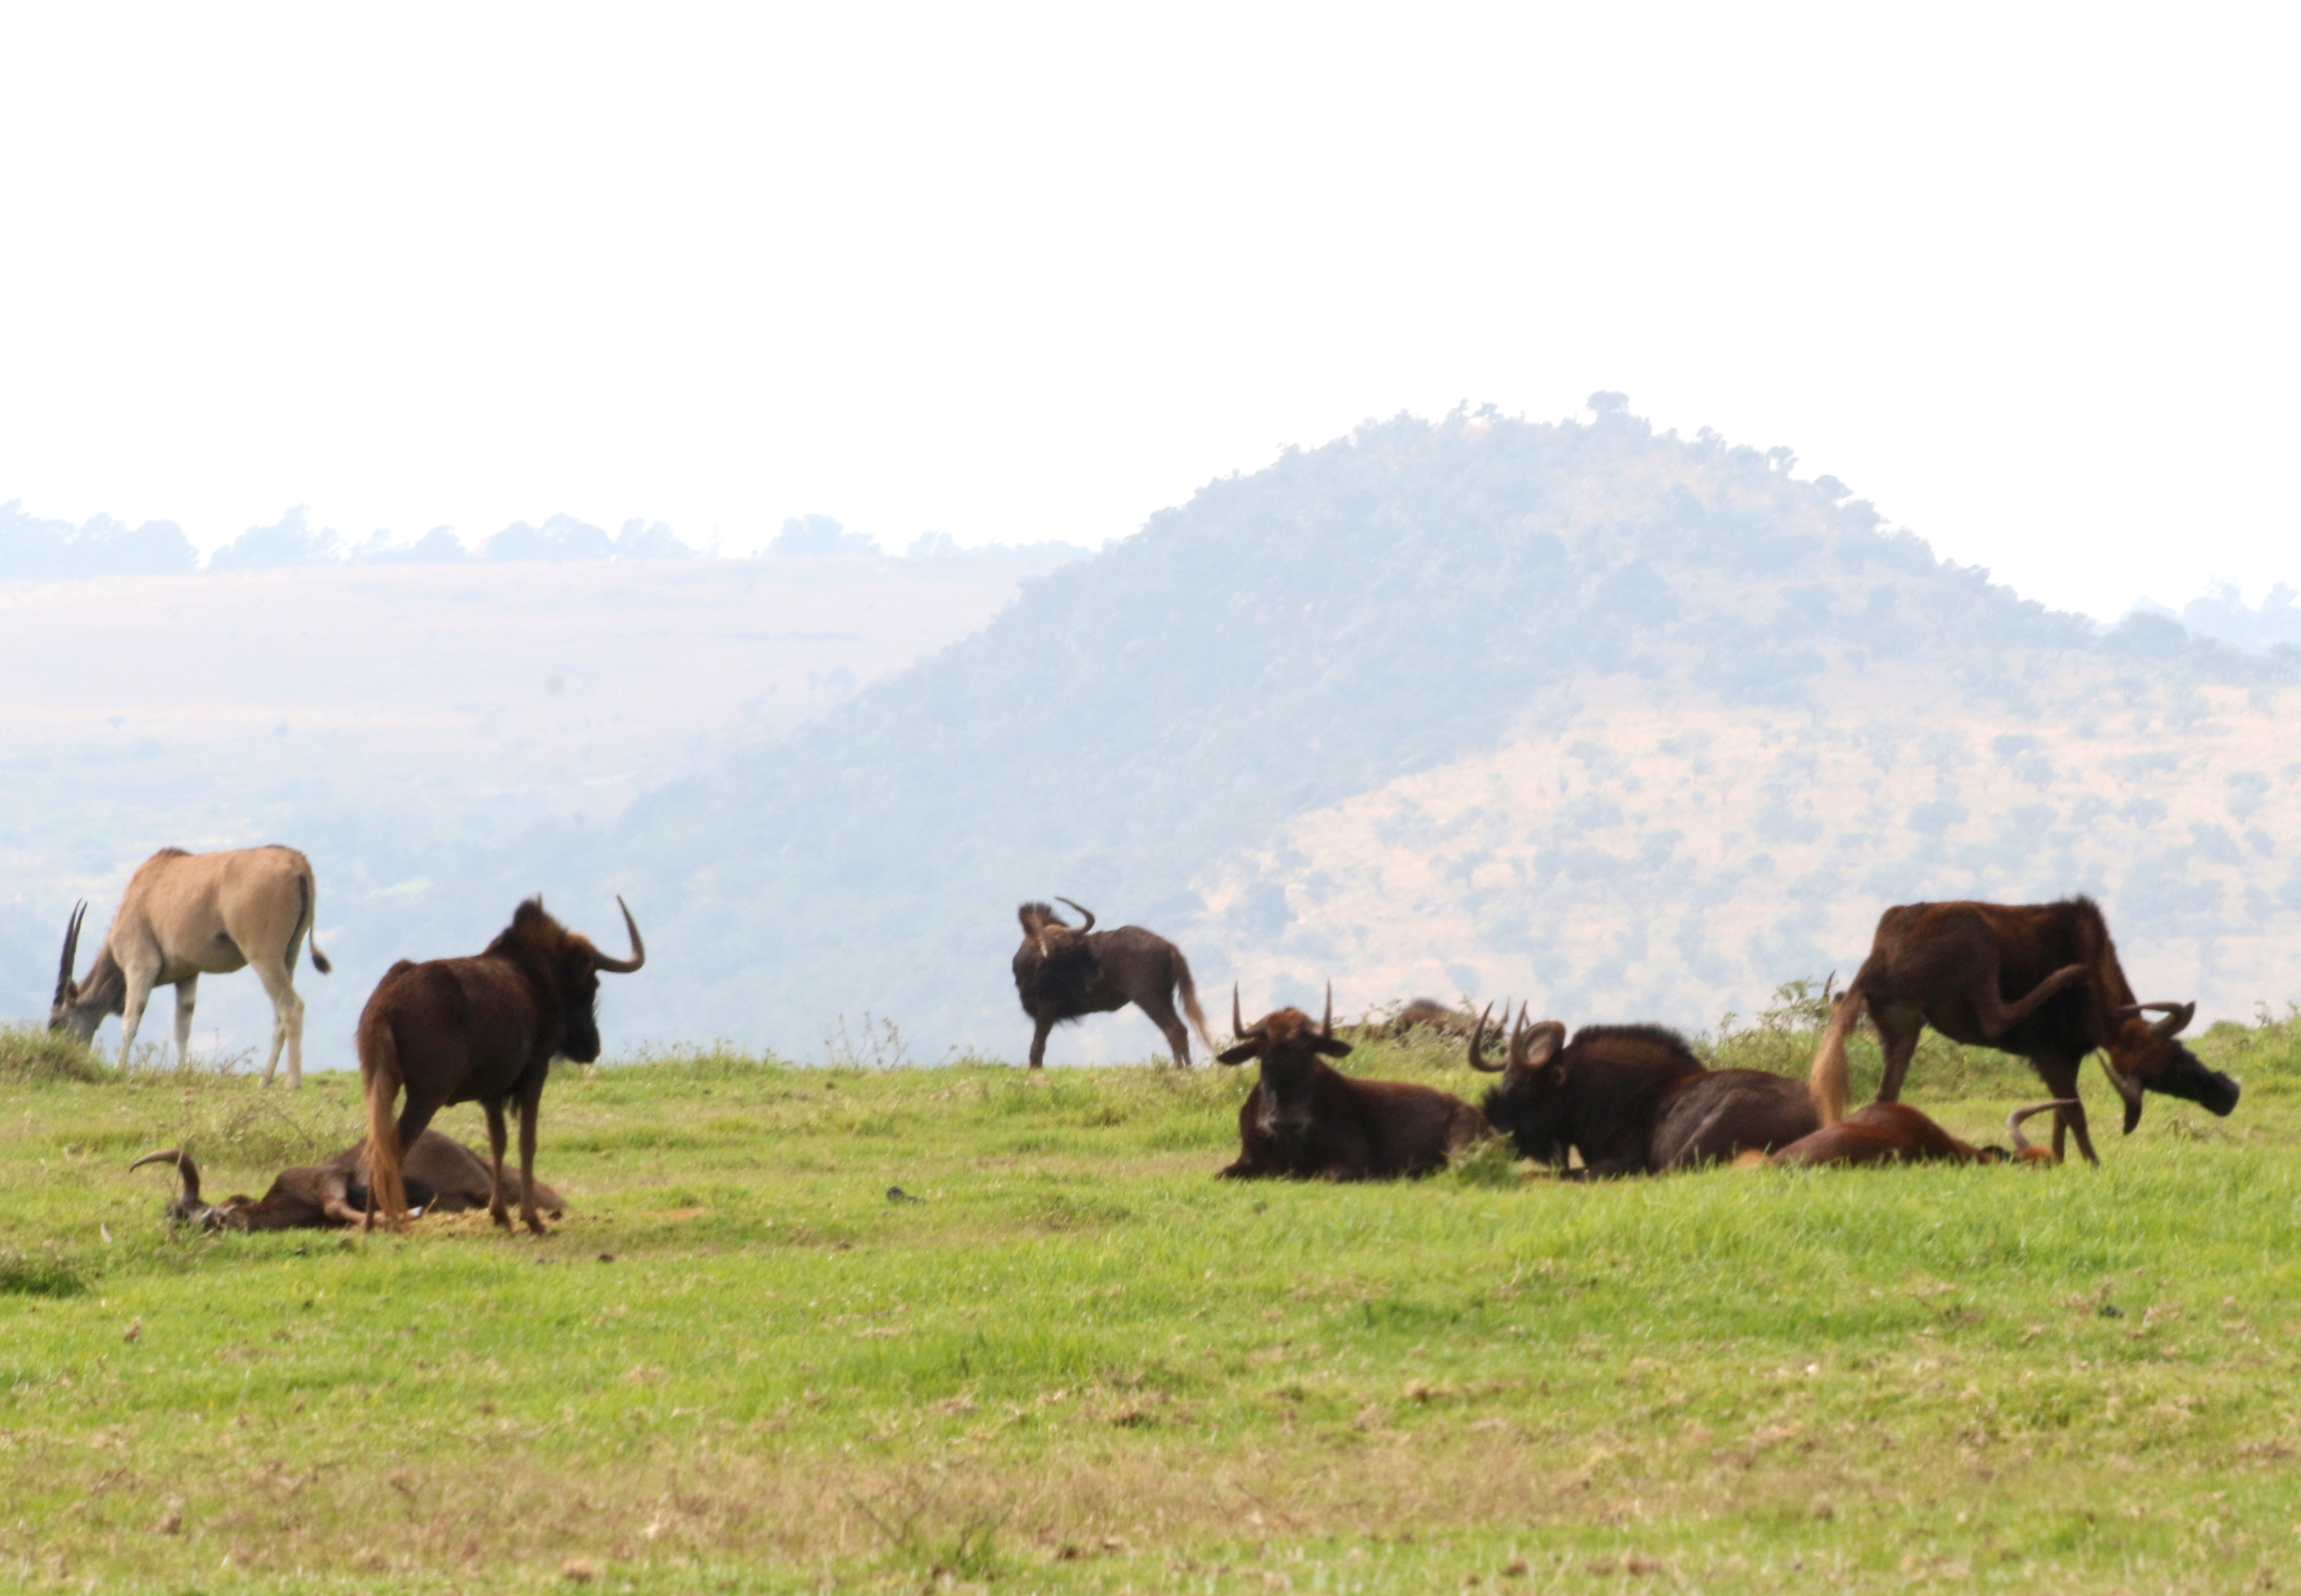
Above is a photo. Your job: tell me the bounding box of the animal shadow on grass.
[848,1472,1014,1583]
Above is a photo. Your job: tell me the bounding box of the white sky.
[1,2,2292,617]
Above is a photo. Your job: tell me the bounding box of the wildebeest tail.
[359,1017,407,1224]
[298,871,331,975]
[1808,982,1865,1126]
[1174,951,1216,1058]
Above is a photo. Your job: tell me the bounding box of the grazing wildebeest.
[359,897,643,1233]
[1811,897,2239,1165]
[1471,1004,1817,1176]
[1012,898,1214,1067]
[50,846,331,1086]
[129,1132,568,1230]
[1753,1099,2073,1170]
[1216,987,1487,1180]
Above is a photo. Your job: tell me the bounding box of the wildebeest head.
[47,901,112,1042]
[1468,1004,1572,1163]
[1016,898,1095,956]
[129,1148,238,1230]
[493,897,647,1063]
[1218,985,1350,1142]
[2097,1001,2239,1133]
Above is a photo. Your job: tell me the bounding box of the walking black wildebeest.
[1471,1004,1817,1176]
[1217,986,1487,1180]
[1012,898,1213,1067]
[130,1132,567,1230]
[359,897,642,1233]
[51,846,330,1086]
[1811,897,2239,1164]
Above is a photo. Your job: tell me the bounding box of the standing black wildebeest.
[1472,1004,1817,1176]
[130,1132,567,1230]
[1012,898,1213,1067]
[51,845,330,1086]
[1216,986,1488,1180]
[359,897,643,1233]
[1811,897,2239,1165]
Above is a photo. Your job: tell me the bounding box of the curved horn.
[1054,897,1096,934]
[55,901,87,1002]
[2114,1000,2197,1040]
[1513,1017,1567,1078]
[2005,1100,2078,1155]
[1820,969,1837,1010]
[2098,1052,2146,1134]
[1467,1003,1503,1072]
[588,897,646,974]
[130,1147,200,1205]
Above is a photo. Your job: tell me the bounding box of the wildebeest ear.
[1217,1040,1263,1066]
[1312,1034,1352,1058]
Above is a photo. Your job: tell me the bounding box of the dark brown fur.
[1474,1010,1817,1176]
[130,1132,568,1230]
[1217,995,1487,1180]
[1012,899,1213,1067]
[358,897,641,1233]
[1811,897,2238,1165]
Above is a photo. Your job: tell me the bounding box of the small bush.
[1448,1133,1523,1189]
[0,1025,108,1083]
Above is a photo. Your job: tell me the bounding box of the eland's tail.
[1808,983,1866,1126]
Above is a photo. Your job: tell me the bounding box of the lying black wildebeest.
[1472,1004,1816,1176]
[360,897,642,1233]
[1012,898,1213,1067]
[1750,1099,2072,1170]
[1370,998,1479,1043]
[1217,987,1487,1180]
[1812,897,2239,1164]
[130,1131,567,1230]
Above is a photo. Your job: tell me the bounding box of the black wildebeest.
[1373,998,1479,1043]
[1751,1100,2073,1170]
[130,1131,568,1230]
[1811,897,2239,1165]
[1216,987,1487,1180]
[51,845,330,1085]
[1471,1005,1817,1176]
[1012,898,1213,1067]
[359,897,643,1233]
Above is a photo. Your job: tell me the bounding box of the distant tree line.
[1,501,1091,578]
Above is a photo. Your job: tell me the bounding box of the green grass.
[2,1018,2298,1593]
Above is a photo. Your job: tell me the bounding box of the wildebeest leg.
[251,953,305,1089]
[1027,1014,1056,1070]
[482,1101,513,1229]
[2036,1054,2098,1167]
[515,1075,547,1235]
[1133,989,1193,1067]
[1871,1002,1927,1103]
[171,975,199,1072]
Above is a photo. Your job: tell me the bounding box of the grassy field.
[2,1012,2299,1594]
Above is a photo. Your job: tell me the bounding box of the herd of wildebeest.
[39,844,2244,1237]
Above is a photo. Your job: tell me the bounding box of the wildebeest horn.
[1820,969,1837,1010]
[2114,1000,2196,1040]
[1055,897,1096,934]
[1231,985,1266,1041]
[1467,1003,1503,1072]
[589,897,646,973]
[130,1147,200,1205]
[2098,1052,2146,1130]
[2006,1100,2078,1153]
[1512,1016,1567,1077]
[55,901,86,1002]
[1321,982,1334,1040]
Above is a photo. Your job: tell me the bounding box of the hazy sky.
[2,3,2292,617]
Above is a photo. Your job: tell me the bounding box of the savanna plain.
[3,1010,2299,1594]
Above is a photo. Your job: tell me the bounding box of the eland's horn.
[1054,897,1097,934]
[1467,1002,1503,1073]
[589,897,646,973]
[130,1147,201,1205]
[55,901,87,1001]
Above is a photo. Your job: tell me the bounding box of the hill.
[589,404,2301,1057]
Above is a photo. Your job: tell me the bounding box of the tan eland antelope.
[51,846,331,1086]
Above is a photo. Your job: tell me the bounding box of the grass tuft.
[0,1245,86,1296]
[0,1022,109,1082]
